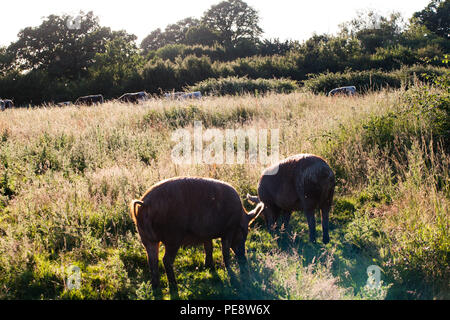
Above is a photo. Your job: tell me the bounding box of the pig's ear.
[247,203,264,226]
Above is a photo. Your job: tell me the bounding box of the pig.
[247,154,335,244]
[130,177,263,291]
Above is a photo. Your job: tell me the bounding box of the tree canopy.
[8,11,136,80]
[339,10,405,54]
[140,18,201,55]
[140,0,262,53]
[413,0,449,39]
[202,0,263,47]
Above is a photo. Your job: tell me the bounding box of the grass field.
[0,88,448,300]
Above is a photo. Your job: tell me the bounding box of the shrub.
[392,65,447,85]
[371,45,419,70]
[189,76,299,96]
[402,65,450,149]
[303,66,448,94]
[155,44,227,62]
[303,70,402,94]
[155,44,188,62]
[212,54,300,80]
[141,58,178,92]
[317,70,449,298]
[175,55,214,87]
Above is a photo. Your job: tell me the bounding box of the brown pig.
[130,177,263,291]
[247,154,335,244]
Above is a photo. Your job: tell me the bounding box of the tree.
[185,24,221,46]
[340,10,405,54]
[140,28,166,55]
[140,17,200,54]
[140,1,263,51]
[258,38,297,56]
[202,0,263,47]
[89,36,144,96]
[0,47,15,77]
[413,0,449,39]
[164,17,200,43]
[8,11,133,80]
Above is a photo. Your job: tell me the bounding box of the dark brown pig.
[130,177,263,291]
[247,154,335,244]
[118,91,149,103]
[75,94,104,106]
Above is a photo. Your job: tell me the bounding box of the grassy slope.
[0,90,448,300]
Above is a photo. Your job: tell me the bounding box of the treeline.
[0,0,449,105]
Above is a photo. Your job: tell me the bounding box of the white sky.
[0,0,430,47]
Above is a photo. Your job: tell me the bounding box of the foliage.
[302,65,448,94]
[402,57,450,148]
[0,47,14,77]
[140,55,214,93]
[185,25,221,47]
[202,0,263,47]
[88,37,144,97]
[316,75,449,298]
[140,17,201,55]
[413,0,450,39]
[303,70,401,94]
[339,9,405,54]
[1,1,450,106]
[7,11,135,80]
[189,76,299,96]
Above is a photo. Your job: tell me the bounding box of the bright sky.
[0,0,430,47]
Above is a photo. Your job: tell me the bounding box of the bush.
[176,55,214,87]
[392,65,448,86]
[303,70,402,94]
[371,45,419,70]
[303,66,448,94]
[155,44,227,62]
[402,65,450,149]
[212,54,300,80]
[141,58,179,93]
[189,76,299,96]
[155,44,188,62]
